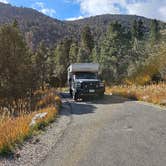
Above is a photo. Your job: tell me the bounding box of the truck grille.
[81,82,99,89]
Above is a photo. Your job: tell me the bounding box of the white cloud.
[126,0,166,21]
[73,0,166,21]
[76,0,126,15]
[0,0,9,3]
[66,16,84,21]
[33,2,56,17]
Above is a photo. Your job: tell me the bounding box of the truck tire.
[99,92,104,98]
[73,92,78,101]
[69,89,73,97]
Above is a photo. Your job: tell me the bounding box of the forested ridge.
[0,2,165,48]
[0,2,166,101]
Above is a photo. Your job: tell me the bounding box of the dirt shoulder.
[0,99,72,166]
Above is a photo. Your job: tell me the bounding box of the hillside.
[0,2,165,48]
[0,2,72,47]
[67,14,165,42]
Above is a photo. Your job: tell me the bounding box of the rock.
[33,138,40,144]
[15,152,21,159]
[30,112,48,127]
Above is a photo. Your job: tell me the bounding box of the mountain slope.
[0,2,165,48]
[0,2,72,47]
[66,14,165,43]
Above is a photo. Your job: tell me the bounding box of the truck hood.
[75,79,100,83]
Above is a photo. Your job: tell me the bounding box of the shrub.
[106,83,166,106]
[0,89,61,154]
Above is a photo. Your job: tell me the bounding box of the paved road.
[41,94,166,166]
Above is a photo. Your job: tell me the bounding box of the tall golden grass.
[106,83,166,106]
[0,89,61,154]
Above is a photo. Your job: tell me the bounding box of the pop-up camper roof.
[68,63,99,73]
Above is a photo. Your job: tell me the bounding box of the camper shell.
[67,63,105,101]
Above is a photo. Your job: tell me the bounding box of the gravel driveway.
[1,94,166,166]
[41,94,166,166]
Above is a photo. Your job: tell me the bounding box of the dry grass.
[0,115,32,154]
[0,89,61,154]
[106,83,166,106]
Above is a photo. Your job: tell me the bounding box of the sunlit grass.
[106,82,166,106]
[0,88,61,154]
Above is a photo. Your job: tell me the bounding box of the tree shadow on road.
[70,102,96,115]
[60,93,97,115]
[60,93,132,116]
[91,94,132,105]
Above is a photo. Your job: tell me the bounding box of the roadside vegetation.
[106,41,166,106]
[0,89,61,155]
[0,21,62,155]
[106,83,166,106]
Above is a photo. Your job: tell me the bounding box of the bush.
[106,83,166,106]
[0,89,61,154]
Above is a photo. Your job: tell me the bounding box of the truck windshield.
[75,72,97,79]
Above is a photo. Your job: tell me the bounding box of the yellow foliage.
[55,96,62,107]
[0,89,61,154]
[0,115,32,153]
[106,83,166,106]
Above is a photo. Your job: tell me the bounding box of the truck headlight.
[99,82,104,87]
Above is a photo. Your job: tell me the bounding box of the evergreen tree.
[150,19,160,44]
[132,20,138,41]
[54,38,72,86]
[100,21,130,82]
[0,23,32,98]
[13,19,19,28]
[137,19,144,40]
[69,42,79,63]
[91,45,101,63]
[131,19,144,42]
[77,47,92,63]
[34,42,49,90]
[81,25,94,53]
[78,25,94,62]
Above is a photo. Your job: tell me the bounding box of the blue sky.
[0,0,166,21]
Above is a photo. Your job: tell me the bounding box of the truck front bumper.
[76,87,105,97]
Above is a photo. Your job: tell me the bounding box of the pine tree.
[78,25,94,62]
[137,19,144,40]
[131,19,144,43]
[81,25,94,53]
[34,42,49,90]
[150,19,160,44]
[0,23,32,98]
[69,42,79,63]
[54,38,72,86]
[132,20,138,41]
[100,21,130,82]
[13,19,19,28]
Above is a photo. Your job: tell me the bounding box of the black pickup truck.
[68,63,105,101]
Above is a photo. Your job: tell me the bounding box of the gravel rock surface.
[0,98,71,166]
[41,94,166,166]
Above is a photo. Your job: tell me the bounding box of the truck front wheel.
[73,92,78,101]
[99,92,104,98]
[69,89,73,97]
